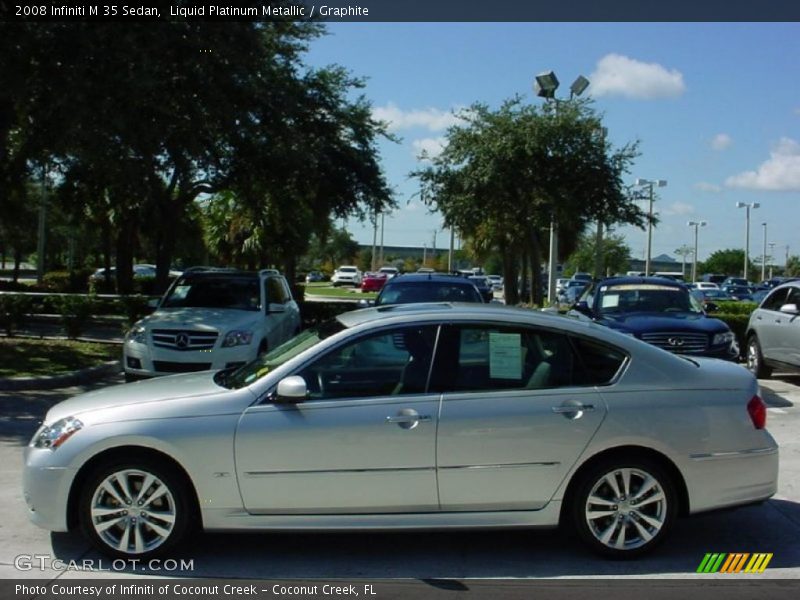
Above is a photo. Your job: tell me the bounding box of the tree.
[785,255,800,277]
[564,232,631,277]
[413,97,643,305]
[2,22,393,291]
[702,249,752,279]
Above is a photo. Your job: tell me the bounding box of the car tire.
[79,458,192,559]
[571,457,677,559]
[746,335,772,379]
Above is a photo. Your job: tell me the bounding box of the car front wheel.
[572,458,676,558]
[746,335,772,379]
[80,459,191,559]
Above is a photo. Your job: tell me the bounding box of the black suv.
[375,273,485,305]
[569,276,737,360]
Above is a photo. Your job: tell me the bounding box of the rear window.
[376,281,482,305]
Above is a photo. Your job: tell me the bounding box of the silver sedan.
[23,303,778,559]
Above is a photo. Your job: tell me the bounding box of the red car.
[361,272,388,292]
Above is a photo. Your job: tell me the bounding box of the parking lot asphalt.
[1,372,799,581]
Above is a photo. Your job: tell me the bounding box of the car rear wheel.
[80,459,191,559]
[572,458,676,558]
[746,335,772,379]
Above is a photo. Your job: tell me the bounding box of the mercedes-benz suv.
[123,268,300,380]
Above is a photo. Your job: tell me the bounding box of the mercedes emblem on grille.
[175,333,190,349]
[667,337,684,347]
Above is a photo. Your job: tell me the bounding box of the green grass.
[0,338,119,378]
[302,282,377,300]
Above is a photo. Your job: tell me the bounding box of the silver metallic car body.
[25,304,778,539]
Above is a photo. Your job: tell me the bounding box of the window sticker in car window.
[488,332,522,379]
[601,294,620,309]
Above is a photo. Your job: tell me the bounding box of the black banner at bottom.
[5,579,800,600]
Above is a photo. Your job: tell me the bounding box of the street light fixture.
[635,178,667,276]
[735,201,760,279]
[534,70,590,304]
[687,220,707,283]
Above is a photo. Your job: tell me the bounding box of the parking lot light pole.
[635,178,667,276]
[735,202,760,279]
[535,71,589,304]
[769,242,776,279]
[761,222,767,282]
[687,220,707,283]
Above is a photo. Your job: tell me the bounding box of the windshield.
[162,277,260,311]
[597,284,704,315]
[217,318,346,389]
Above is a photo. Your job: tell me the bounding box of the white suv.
[123,268,301,380]
[331,265,362,287]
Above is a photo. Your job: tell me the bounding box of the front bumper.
[23,446,75,532]
[123,341,254,377]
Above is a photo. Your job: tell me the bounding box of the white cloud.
[694,182,722,193]
[590,53,686,99]
[661,202,695,216]
[725,137,800,191]
[711,133,733,151]
[372,103,462,132]
[412,137,447,161]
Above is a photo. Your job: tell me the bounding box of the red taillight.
[747,395,767,430]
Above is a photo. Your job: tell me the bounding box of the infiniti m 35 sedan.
[24,303,777,559]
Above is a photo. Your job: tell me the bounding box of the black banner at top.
[2,0,800,22]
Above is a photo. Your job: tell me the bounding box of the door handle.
[552,403,595,414]
[386,414,431,423]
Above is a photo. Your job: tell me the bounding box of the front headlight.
[33,416,83,450]
[222,330,253,348]
[126,324,146,344]
[713,331,735,346]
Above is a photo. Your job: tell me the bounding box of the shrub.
[55,294,97,339]
[42,269,92,293]
[297,300,356,329]
[713,312,751,356]
[116,295,152,328]
[714,300,757,316]
[0,294,32,335]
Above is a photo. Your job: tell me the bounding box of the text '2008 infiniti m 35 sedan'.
[24,303,777,559]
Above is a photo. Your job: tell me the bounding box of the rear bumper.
[684,444,778,514]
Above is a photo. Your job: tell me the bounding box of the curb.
[0,360,122,391]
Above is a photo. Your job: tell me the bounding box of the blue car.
[569,276,738,360]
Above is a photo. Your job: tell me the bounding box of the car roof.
[598,276,686,288]
[386,273,476,284]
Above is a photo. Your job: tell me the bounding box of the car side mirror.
[779,303,799,315]
[275,376,307,402]
[705,302,719,313]
[267,303,286,314]
[147,298,159,309]
[574,300,592,315]
[357,299,374,308]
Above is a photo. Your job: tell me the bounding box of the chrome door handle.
[552,404,595,413]
[386,414,431,423]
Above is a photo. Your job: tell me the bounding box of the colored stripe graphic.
[697,553,773,573]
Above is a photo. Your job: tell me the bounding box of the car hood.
[44,371,244,423]
[140,307,261,331]
[599,312,729,335]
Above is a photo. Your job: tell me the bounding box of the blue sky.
[305,23,799,268]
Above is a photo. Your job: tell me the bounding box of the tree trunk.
[530,228,544,306]
[13,248,21,282]
[500,241,519,306]
[115,211,136,295]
